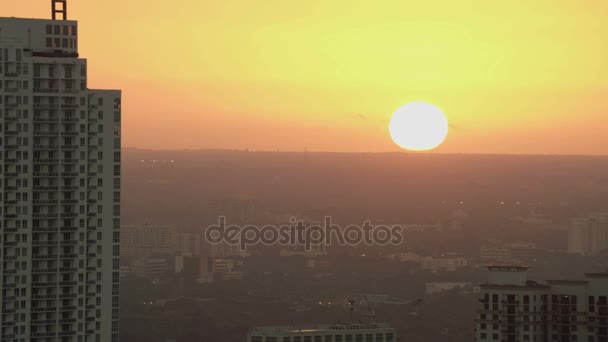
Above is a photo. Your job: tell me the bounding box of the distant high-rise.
[0,2,121,341]
[568,213,608,255]
[475,266,608,342]
[121,225,176,258]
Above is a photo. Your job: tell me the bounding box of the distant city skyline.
[3,1,608,154]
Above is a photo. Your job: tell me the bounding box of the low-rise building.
[280,243,327,257]
[221,271,245,281]
[426,282,476,295]
[389,252,423,263]
[420,255,468,272]
[130,257,169,278]
[480,242,544,264]
[197,257,245,282]
[480,247,512,263]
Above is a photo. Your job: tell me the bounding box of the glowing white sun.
[389,101,448,151]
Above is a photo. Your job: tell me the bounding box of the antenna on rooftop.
[347,298,356,322]
[52,0,68,21]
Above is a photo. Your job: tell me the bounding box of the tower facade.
[0,8,121,342]
[476,266,608,342]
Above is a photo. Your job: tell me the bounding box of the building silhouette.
[0,2,121,341]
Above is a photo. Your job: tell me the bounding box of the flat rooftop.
[486,265,529,270]
[249,323,394,335]
[0,16,76,24]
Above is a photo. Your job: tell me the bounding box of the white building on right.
[475,266,608,342]
[568,213,608,255]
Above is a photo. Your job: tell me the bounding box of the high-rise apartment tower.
[476,266,608,342]
[0,1,121,341]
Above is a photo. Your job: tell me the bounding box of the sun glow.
[389,102,448,151]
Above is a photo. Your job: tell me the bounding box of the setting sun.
[389,102,449,151]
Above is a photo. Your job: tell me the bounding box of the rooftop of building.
[486,265,529,271]
[481,267,608,290]
[584,272,608,279]
[0,16,76,24]
[546,279,589,286]
[248,322,394,335]
[433,253,466,259]
[480,283,550,291]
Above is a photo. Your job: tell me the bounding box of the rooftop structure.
[247,323,396,342]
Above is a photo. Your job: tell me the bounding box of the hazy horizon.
[3,0,608,154]
[123,147,608,157]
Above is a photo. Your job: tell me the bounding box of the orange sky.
[3,1,608,154]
